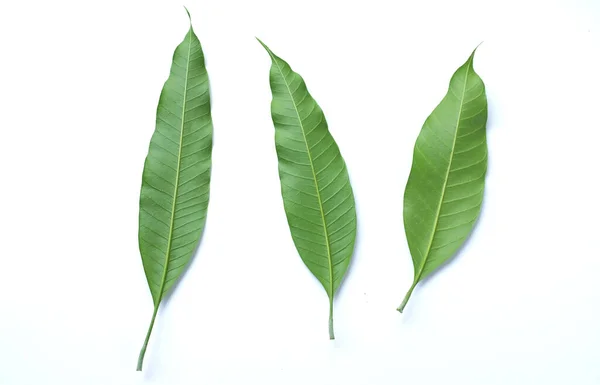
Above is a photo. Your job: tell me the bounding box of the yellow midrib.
[155,30,193,304]
[414,58,473,283]
[268,53,335,298]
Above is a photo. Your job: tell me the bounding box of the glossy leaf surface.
[259,40,356,339]
[137,13,212,370]
[400,49,487,312]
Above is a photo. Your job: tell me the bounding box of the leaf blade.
[137,16,212,370]
[400,49,487,312]
[259,40,357,339]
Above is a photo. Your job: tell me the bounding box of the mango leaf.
[137,10,212,371]
[258,39,356,339]
[399,49,487,313]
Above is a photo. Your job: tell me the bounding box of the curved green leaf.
[399,49,487,313]
[137,12,212,371]
[258,40,356,339]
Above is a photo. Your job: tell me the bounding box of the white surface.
[1,0,599,384]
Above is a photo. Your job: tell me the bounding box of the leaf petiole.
[328,298,335,340]
[137,304,160,371]
[398,281,418,313]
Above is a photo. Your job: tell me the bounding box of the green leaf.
[399,48,487,313]
[137,10,212,371]
[258,39,357,340]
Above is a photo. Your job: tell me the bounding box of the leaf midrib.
[414,58,472,283]
[268,52,335,298]
[156,29,193,304]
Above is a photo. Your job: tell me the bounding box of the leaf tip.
[183,6,191,23]
[256,37,270,52]
[257,38,279,63]
[469,42,484,61]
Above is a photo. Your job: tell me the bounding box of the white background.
[1,0,599,384]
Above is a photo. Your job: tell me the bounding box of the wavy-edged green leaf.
[399,49,487,313]
[258,40,356,339]
[136,11,212,371]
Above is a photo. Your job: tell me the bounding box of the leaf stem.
[137,304,160,371]
[398,281,418,313]
[328,298,335,340]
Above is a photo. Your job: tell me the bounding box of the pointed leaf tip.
[183,5,194,30]
[469,42,483,62]
[256,38,277,62]
[256,37,270,52]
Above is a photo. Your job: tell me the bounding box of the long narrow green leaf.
[137,11,212,371]
[258,39,357,339]
[400,48,487,313]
